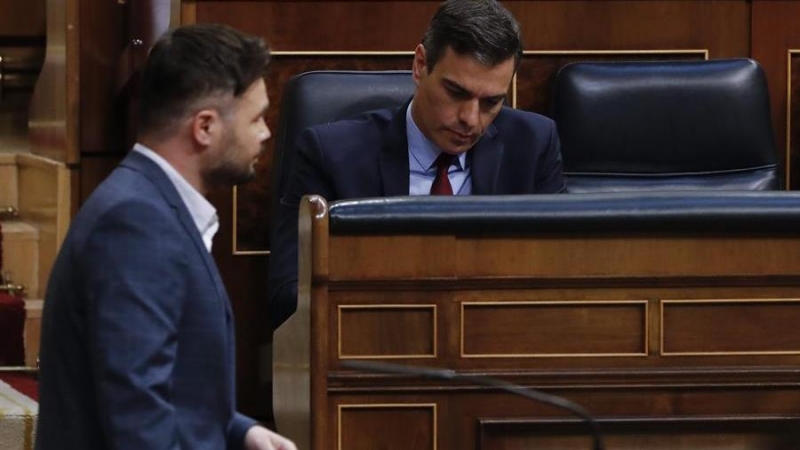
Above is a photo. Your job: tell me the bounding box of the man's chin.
[234,170,257,186]
[207,168,256,188]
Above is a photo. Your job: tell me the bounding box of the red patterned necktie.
[430,153,456,196]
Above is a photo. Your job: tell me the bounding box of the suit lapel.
[121,151,231,311]
[122,151,184,210]
[470,122,503,195]
[379,100,412,196]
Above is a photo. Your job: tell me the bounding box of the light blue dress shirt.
[406,102,472,196]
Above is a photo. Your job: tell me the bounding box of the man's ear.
[412,44,427,85]
[191,108,220,148]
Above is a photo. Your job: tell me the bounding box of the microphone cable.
[342,359,604,450]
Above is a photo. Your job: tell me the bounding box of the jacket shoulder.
[309,108,395,138]
[494,106,556,131]
[302,108,398,163]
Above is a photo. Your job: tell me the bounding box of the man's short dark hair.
[421,0,523,72]
[138,23,271,137]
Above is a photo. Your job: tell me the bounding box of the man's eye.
[446,87,469,99]
[481,98,502,109]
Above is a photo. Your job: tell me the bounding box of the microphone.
[341,359,604,450]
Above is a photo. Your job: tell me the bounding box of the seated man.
[268,0,566,329]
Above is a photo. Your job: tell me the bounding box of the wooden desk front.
[274,195,800,450]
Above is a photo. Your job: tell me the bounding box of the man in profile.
[36,24,296,450]
[268,0,566,329]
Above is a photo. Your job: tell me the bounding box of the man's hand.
[244,425,298,450]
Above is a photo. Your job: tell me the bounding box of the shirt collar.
[133,143,219,252]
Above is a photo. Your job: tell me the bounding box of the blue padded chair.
[551,59,780,193]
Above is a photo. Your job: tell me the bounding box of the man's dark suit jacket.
[268,102,566,329]
[36,151,256,450]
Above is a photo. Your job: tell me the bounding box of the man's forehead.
[433,49,514,92]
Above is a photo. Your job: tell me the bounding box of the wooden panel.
[663,299,800,355]
[752,1,800,189]
[461,301,647,357]
[78,0,127,155]
[329,235,800,281]
[0,153,17,207]
[788,51,800,190]
[506,390,800,449]
[27,0,73,162]
[338,403,436,450]
[0,40,45,145]
[511,1,749,56]
[0,42,45,93]
[330,390,800,450]
[0,0,45,38]
[479,416,800,450]
[197,0,750,59]
[338,305,436,359]
[24,299,42,367]
[327,285,800,372]
[329,236,456,280]
[458,236,800,279]
[196,1,437,51]
[17,153,70,299]
[317,235,800,282]
[327,289,452,367]
[1,220,39,301]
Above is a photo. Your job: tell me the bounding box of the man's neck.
[137,136,207,195]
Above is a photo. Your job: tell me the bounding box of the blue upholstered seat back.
[552,59,780,192]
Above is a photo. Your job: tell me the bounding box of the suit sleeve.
[228,412,258,450]
[268,127,336,329]
[83,200,186,449]
[535,120,567,193]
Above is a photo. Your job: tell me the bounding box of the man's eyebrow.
[442,78,507,102]
[484,93,507,103]
[257,102,269,117]
[442,78,472,96]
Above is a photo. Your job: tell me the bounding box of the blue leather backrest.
[551,59,780,192]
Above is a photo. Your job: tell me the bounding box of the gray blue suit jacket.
[268,102,566,329]
[36,151,255,449]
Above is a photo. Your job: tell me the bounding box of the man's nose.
[260,120,272,142]
[457,99,479,128]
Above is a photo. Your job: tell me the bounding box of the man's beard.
[208,161,256,187]
[204,131,260,188]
